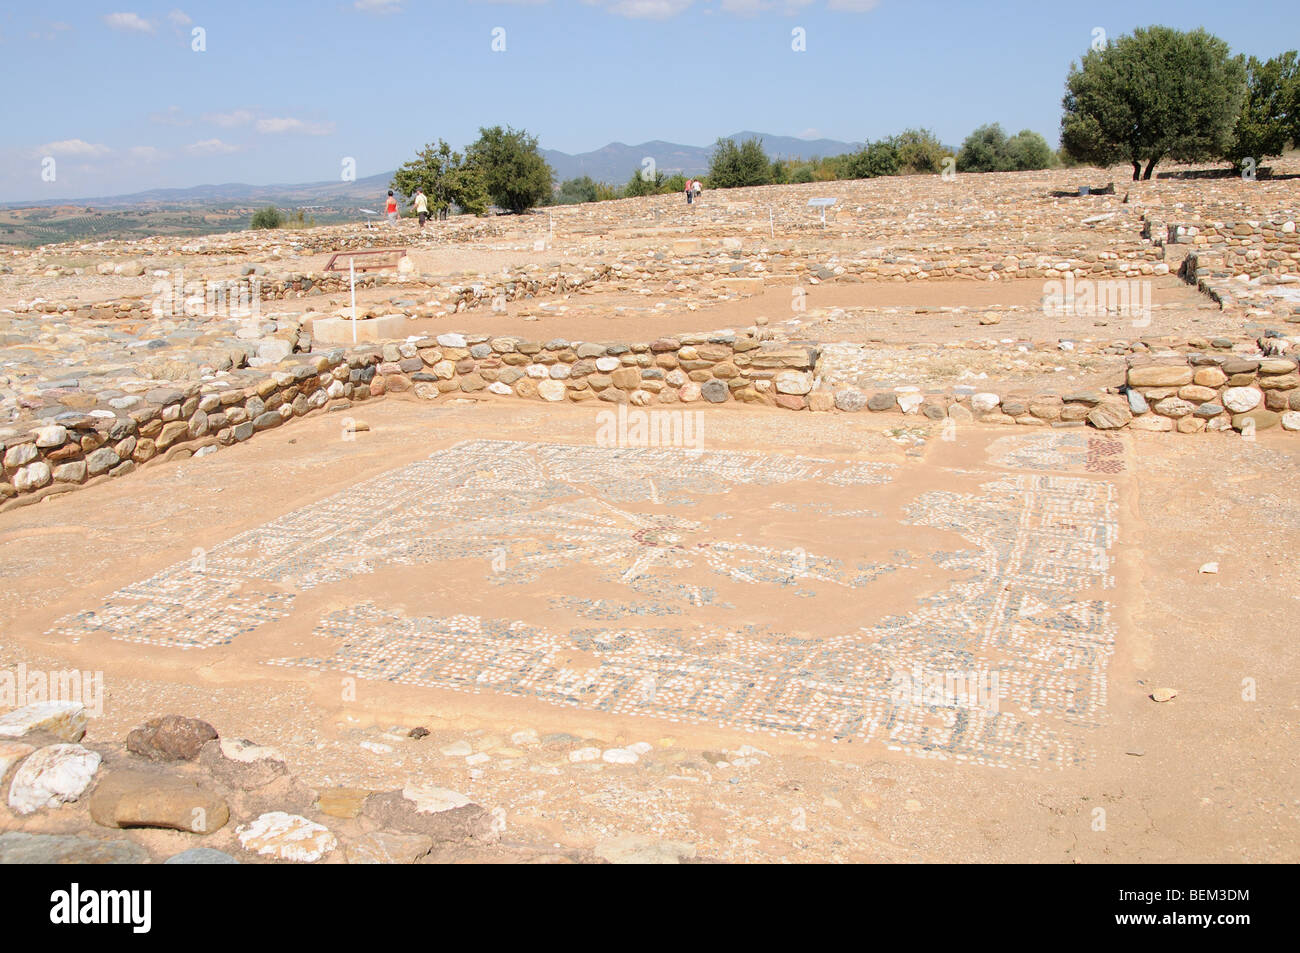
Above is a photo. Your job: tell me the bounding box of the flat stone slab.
[310,314,409,345]
[0,832,148,864]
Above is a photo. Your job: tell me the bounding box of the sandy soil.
[1,399,1295,862]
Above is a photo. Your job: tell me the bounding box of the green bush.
[892,128,950,174]
[708,136,773,188]
[250,207,284,230]
[844,140,900,178]
[467,125,554,213]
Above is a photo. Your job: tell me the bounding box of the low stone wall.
[4,333,1298,510]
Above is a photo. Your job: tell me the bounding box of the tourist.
[413,189,429,228]
[692,179,702,202]
[385,190,398,224]
[685,180,693,205]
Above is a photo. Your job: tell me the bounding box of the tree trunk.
[1132,161,1142,181]
[1142,158,1158,180]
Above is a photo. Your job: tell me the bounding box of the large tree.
[1061,26,1247,180]
[467,126,554,214]
[707,136,773,188]
[390,140,487,217]
[1227,51,1300,171]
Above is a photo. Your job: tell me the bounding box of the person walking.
[413,189,429,228]
[685,180,693,205]
[692,179,702,202]
[385,190,399,224]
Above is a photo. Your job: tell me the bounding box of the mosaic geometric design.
[987,432,1126,474]
[49,441,898,648]
[52,438,1122,769]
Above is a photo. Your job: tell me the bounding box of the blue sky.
[2,0,1296,202]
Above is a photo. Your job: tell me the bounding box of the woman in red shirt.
[385,190,398,223]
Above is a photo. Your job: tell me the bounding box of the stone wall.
[4,332,1298,510]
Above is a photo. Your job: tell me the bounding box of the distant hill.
[0,131,863,243]
[541,131,862,184]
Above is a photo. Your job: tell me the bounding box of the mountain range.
[3,132,860,211]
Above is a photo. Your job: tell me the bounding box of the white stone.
[436,333,467,348]
[972,392,1001,412]
[774,371,813,396]
[525,363,549,378]
[219,737,284,764]
[487,382,512,396]
[1281,411,1300,432]
[13,462,52,492]
[3,443,37,468]
[548,364,572,380]
[602,748,639,764]
[569,747,601,763]
[402,784,471,814]
[1222,387,1262,413]
[898,393,925,414]
[0,702,87,741]
[31,425,67,448]
[237,811,336,862]
[8,744,101,815]
[537,379,566,402]
[595,357,620,372]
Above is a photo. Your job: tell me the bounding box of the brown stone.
[89,769,229,834]
[126,715,218,761]
[1127,365,1193,387]
[318,787,371,819]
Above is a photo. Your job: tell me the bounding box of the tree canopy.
[1061,26,1247,180]
[390,139,487,217]
[708,137,773,188]
[1228,51,1300,170]
[466,126,554,214]
[956,124,1056,172]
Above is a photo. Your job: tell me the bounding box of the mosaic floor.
[52,434,1123,770]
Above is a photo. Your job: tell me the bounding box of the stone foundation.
[3,328,1298,509]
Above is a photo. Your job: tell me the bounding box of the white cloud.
[167,9,192,26]
[185,138,241,156]
[102,12,154,33]
[827,0,880,11]
[38,139,112,157]
[582,0,695,18]
[354,0,403,12]
[203,109,256,128]
[129,145,167,161]
[255,117,335,135]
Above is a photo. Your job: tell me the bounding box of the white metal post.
[349,258,357,344]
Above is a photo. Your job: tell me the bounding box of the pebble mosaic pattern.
[987,432,1127,474]
[53,437,1121,769]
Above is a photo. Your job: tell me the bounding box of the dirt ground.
[1,399,1295,862]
